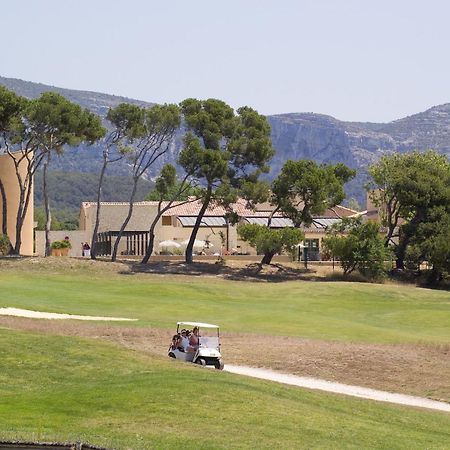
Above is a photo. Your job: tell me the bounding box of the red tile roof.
[81,199,358,218]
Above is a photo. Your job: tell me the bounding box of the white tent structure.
[158,240,181,248]
[181,239,213,248]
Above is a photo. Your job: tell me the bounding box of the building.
[61,198,358,259]
[0,151,34,255]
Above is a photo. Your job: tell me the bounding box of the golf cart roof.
[177,321,219,329]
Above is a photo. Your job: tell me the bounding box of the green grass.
[0,329,449,449]
[1,270,449,344]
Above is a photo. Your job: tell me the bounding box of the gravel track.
[224,364,450,412]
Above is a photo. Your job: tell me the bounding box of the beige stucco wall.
[35,230,89,257]
[81,203,160,237]
[0,152,34,255]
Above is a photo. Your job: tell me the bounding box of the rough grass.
[0,329,449,450]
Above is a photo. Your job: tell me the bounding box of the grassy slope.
[0,329,449,450]
[0,267,449,344]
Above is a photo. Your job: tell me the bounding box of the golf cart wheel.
[214,359,224,370]
[168,352,176,359]
[196,358,206,366]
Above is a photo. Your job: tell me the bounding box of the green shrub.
[323,218,391,281]
[0,234,11,255]
[51,240,72,250]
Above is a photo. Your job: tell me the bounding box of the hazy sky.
[3,0,450,122]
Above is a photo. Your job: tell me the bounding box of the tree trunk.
[111,179,139,262]
[141,207,163,264]
[185,185,212,264]
[395,224,414,270]
[43,153,52,257]
[261,250,276,265]
[12,189,25,255]
[90,154,108,260]
[141,189,191,264]
[141,226,157,264]
[13,175,32,255]
[0,178,7,236]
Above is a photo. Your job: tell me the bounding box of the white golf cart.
[168,321,224,370]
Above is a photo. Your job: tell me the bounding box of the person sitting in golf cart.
[180,329,190,351]
[170,334,184,352]
[187,326,200,353]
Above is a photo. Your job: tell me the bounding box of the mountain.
[2,75,450,207]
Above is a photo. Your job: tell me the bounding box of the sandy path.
[224,364,450,412]
[0,307,137,322]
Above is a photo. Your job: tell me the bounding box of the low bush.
[0,233,11,255]
[51,240,72,250]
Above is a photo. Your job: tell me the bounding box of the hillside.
[2,75,450,206]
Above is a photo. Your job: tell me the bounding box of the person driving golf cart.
[168,321,224,370]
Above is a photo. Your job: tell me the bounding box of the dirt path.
[224,365,450,412]
[1,316,449,404]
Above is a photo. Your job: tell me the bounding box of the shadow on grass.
[0,255,374,284]
[120,260,366,283]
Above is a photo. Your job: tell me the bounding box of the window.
[162,216,172,226]
[304,239,319,248]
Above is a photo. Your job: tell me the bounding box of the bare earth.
[1,315,449,403]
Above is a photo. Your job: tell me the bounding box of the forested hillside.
[34,172,154,229]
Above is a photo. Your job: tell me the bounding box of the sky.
[2,0,450,122]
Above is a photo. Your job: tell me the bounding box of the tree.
[24,92,105,256]
[237,223,304,265]
[145,178,201,201]
[420,210,450,285]
[0,87,23,238]
[110,103,180,262]
[368,150,450,270]
[0,86,37,255]
[405,206,450,285]
[0,87,105,255]
[323,218,391,280]
[249,159,356,265]
[272,160,356,227]
[179,98,274,264]
[90,103,143,260]
[140,164,199,264]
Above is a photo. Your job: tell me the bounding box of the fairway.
[0,329,449,450]
[1,258,449,449]
[1,262,449,344]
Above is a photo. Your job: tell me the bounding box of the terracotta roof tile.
[81,199,358,219]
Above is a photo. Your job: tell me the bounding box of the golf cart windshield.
[199,335,219,351]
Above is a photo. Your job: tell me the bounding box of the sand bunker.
[0,307,137,322]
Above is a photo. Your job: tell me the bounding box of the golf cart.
[168,321,224,370]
